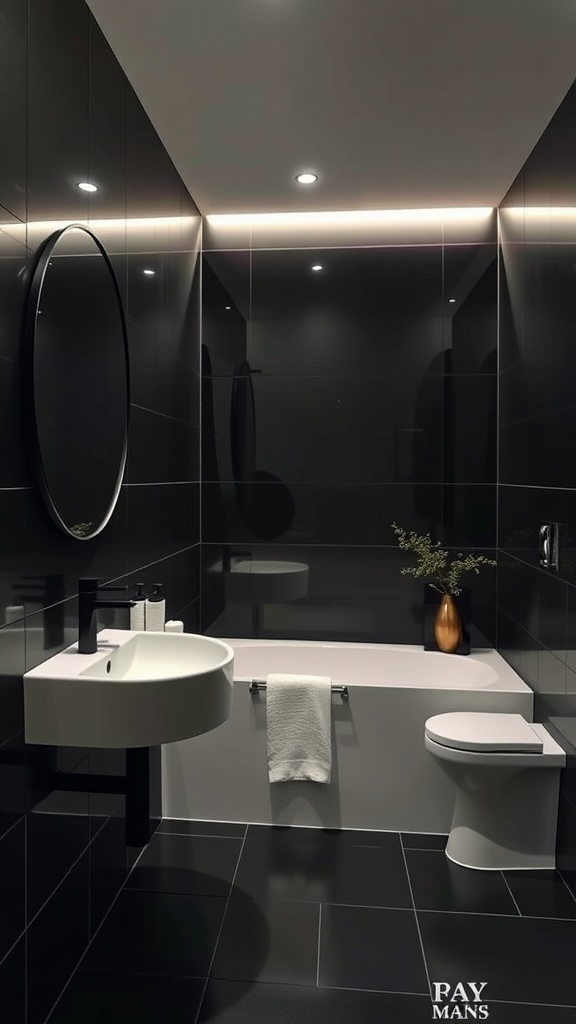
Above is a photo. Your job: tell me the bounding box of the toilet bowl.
[424,712,566,871]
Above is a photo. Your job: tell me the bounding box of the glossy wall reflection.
[0,1,201,1020]
[202,219,498,646]
[498,81,576,879]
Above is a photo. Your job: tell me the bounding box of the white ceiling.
[87,0,576,215]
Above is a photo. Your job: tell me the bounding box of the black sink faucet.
[77,578,135,654]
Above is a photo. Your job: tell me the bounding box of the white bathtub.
[162,640,534,833]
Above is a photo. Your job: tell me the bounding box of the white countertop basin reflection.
[225,560,309,603]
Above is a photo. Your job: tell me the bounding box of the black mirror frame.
[22,223,130,541]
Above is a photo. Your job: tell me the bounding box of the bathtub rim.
[222,638,532,694]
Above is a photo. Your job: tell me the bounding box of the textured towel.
[266,673,332,783]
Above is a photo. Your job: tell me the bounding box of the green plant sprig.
[391,522,496,596]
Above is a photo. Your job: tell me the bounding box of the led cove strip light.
[206,207,494,227]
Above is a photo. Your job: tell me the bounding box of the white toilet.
[424,712,566,871]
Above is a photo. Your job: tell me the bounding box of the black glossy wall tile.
[204,233,498,645]
[0,936,26,1024]
[209,373,443,485]
[498,81,576,876]
[0,820,25,962]
[203,481,443,546]
[0,229,27,364]
[202,541,495,645]
[0,0,26,221]
[27,0,89,228]
[0,0,202,1017]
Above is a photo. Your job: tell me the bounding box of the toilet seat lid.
[425,713,544,752]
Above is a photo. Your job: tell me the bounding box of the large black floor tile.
[198,979,433,1023]
[126,833,242,897]
[235,831,411,907]
[401,833,448,851]
[318,904,428,993]
[83,890,226,977]
[211,897,319,986]
[503,871,576,919]
[419,911,576,1005]
[160,819,246,838]
[406,849,518,915]
[49,969,205,1023]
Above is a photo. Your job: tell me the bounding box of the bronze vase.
[433,593,462,654]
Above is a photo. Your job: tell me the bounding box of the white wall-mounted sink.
[225,560,309,603]
[24,628,234,748]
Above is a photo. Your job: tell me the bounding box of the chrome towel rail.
[248,680,349,702]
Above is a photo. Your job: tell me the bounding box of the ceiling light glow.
[449,298,456,303]
[295,172,318,185]
[311,264,323,272]
[77,182,98,193]
[143,269,155,275]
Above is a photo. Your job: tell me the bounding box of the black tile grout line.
[43,829,153,1023]
[499,872,522,916]
[557,871,576,908]
[193,824,249,1024]
[320,985,576,1008]
[500,483,576,493]
[414,906,576,921]
[203,481,495,489]
[201,541,497,550]
[319,982,431,998]
[130,402,200,428]
[154,830,243,841]
[0,812,25,854]
[398,832,431,999]
[316,903,322,987]
[123,480,199,487]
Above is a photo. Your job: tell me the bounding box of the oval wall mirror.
[23,224,129,540]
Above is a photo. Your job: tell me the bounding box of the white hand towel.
[266,673,332,783]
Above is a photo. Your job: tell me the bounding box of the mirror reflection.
[24,225,129,539]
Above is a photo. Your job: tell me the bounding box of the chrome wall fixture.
[249,680,349,701]
[539,523,559,571]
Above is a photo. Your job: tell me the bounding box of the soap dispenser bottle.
[130,583,146,631]
[145,584,166,632]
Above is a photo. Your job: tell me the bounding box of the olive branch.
[391,523,496,596]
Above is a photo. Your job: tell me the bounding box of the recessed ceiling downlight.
[295,172,318,185]
[77,181,98,193]
[143,269,155,276]
[311,264,323,272]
